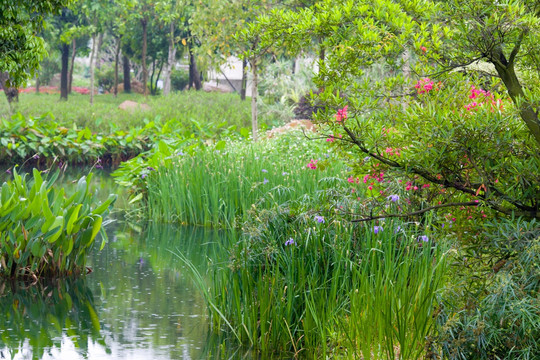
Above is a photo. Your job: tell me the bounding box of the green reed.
[144,133,346,227]
[178,203,449,358]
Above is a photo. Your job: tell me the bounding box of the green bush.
[170,68,189,91]
[181,197,448,358]
[433,218,540,360]
[37,57,60,86]
[96,65,122,93]
[0,168,116,278]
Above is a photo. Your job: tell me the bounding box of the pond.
[0,169,237,360]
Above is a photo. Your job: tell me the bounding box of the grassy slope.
[0,91,252,131]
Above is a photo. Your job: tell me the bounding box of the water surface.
[0,220,224,360]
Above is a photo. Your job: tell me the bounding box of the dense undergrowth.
[0,90,537,358]
[0,110,247,167]
[117,130,348,227]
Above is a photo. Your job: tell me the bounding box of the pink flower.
[421,46,427,52]
[307,159,318,169]
[414,78,434,94]
[335,105,348,122]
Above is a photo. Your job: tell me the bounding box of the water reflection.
[0,278,104,360]
[0,222,231,360]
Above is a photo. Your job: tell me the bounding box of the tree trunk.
[491,49,540,147]
[250,59,258,142]
[188,45,202,90]
[162,22,176,96]
[401,48,410,78]
[114,37,121,97]
[141,17,149,97]
[95,33,104,70]
[123,55,131,93]
[68,38,76,93]
[0,72,19,104]
[36,76,40,93]
[89,34,97,104]
[60,42,69,100]
[240,58,247,100]
[319,45,325,68]
[150,58,156,95]
[152,60,163,95]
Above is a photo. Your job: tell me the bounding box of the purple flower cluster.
[284,238,296,246]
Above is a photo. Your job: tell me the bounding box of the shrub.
[96,65,122,93]
[170,68,189,91]
[124,130,347,226]
[181,195,448,358]
[0,168,116,278]
[433,218,540,360]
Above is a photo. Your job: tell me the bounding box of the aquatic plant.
[0,111,242,167]
[136,130,348,227]
[0,168,116,278]
[180,194,448,358]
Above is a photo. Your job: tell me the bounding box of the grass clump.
[123,130,348,227]
[433,217,540,360]
[180,198,448,358]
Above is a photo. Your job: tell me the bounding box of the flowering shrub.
[414,78,434,94]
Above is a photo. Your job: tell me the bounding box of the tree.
[0,0,68,103]
[155,0,186,96]
[194,0,283,140]
[123,5,170,95]
[49,6,79,100]
[248,0,539,219]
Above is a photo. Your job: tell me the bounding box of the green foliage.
[37,56,60,86]
[0,92,255,166]
[249,0,540,218]
[0,113,150,166]
[0,0,68,87]
[434,218,540,360]
[119,130,347,227]
[0,168,116,278]
[96,64,122,93]
[258,59,315,126]
[170,68,189,91]
[181,199,448,358]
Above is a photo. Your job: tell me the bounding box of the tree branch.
[508,29,527,66]
[351,201,480,222]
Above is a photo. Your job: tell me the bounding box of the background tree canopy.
[0,0,69,87]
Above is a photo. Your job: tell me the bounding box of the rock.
[118,100,150,112]
[203,81,234,93]
[267,119,317,138]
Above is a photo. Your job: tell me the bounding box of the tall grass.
[144,131,347,227]
[179,196,449,358]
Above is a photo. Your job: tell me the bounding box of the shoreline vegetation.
[0,90,538,359]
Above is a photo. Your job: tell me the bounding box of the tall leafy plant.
[0,168,116,278]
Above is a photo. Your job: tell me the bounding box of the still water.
[0,169,234,360]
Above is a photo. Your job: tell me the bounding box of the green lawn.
[0,91,252,132]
